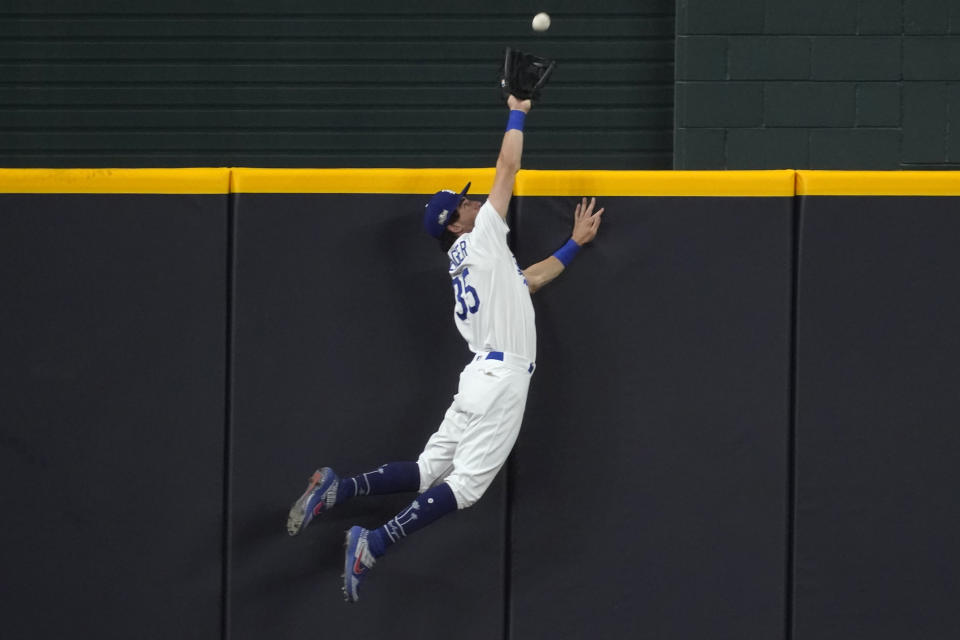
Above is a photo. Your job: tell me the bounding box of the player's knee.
[455,490,479,509]
[445,476,487,509]
[416,459,433,493]
[416,458,452,494]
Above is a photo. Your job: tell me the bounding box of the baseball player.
[287,94,603,602]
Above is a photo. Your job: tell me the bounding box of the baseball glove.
[499,47,557,102]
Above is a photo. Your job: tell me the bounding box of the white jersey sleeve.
[446,201,537,362]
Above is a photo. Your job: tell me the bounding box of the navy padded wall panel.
[509,195,792,639]
[229,194,505,639]
[0,194,227,639]
[793,196,960,640]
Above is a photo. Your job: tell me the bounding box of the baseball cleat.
[286,467,339,536]
[343,526,376,603]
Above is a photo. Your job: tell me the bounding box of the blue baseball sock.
[336,462,420,503]
[367,483,458,558]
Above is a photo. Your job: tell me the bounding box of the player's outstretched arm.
[487,95,532,219]
[523,197,604,294]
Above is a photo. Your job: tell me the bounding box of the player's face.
[455,198,482,232]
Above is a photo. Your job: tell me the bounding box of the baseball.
[532,12,551,32]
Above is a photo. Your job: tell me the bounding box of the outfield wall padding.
[228,192,507,640]
[510,186,793,640]
[3,169,960,640]
[0,169,230,639]
[792,172,960,640]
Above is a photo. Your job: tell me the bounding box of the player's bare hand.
[507,95,532,113]
[570,197,604,246]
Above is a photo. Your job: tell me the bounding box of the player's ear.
[447,220,463,235]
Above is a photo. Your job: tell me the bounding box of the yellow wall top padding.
[0,168,231,194]
[230,168,797,196]
[231,168,496,194]
[515,170,796,196]
[797,171,960,196]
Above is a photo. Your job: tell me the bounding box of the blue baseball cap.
[423,182,471,238]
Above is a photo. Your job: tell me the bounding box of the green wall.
[675,0,960,169]
[0,0,674,169]
[6,1,958,170]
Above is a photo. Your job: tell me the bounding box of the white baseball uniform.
[416,200,536,509]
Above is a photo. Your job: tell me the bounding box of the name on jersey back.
[448,239,468,272]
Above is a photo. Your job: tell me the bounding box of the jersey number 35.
[453,268,480,320]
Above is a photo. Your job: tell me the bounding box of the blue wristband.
[506,110,526,132]
[552,238,581,267]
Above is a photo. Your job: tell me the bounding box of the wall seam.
[220,180,237,640]
[503,455,514,640]
[785,185,802,640]
[503,194,520,640]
